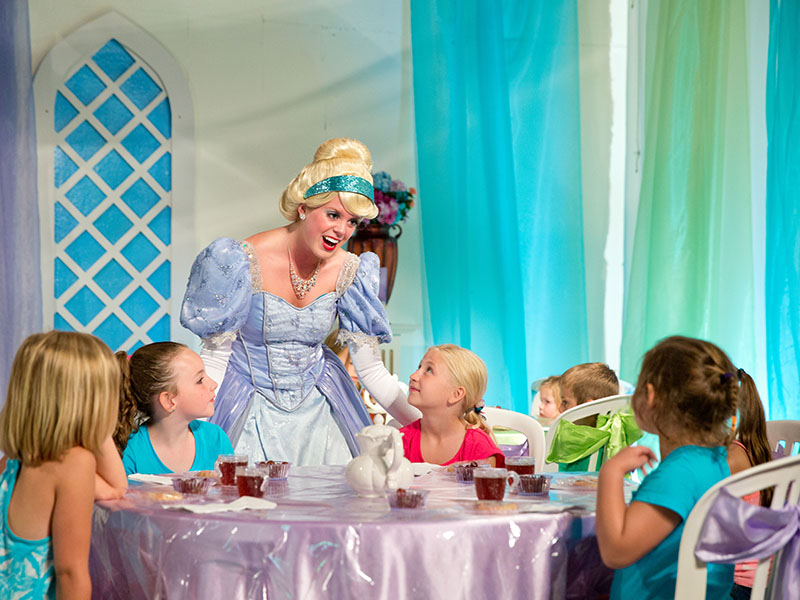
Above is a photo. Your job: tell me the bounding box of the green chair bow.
[545,407,643,469]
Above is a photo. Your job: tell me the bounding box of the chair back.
[481,407,546,470]
[542,394,632,472]
[766,420,800,457]
[675,454,800,599]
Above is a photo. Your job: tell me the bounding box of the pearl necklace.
[288,246,321,300]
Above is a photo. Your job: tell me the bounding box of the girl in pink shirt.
[400,344,504,467]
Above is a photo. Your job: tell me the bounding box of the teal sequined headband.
[303,175,375,202]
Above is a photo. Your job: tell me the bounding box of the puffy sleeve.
[337,252,392,343]
[180,237,254,342]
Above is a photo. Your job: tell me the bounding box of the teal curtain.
[765,0,800,420]
[620,1,754,381]
[410,0,587,411]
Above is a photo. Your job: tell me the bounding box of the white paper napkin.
[164,496,277,513]
[129,473,173,486]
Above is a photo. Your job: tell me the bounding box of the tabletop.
[89,466,623,599]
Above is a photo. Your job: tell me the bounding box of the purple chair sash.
[694,488,799,598]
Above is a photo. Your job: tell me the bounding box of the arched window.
[34,12,194,352]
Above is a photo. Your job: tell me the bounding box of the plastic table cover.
[90,467,624,599]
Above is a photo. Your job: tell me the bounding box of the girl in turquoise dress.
[596,336,741,599]
[0,331,125,599]
[180,138,419,465]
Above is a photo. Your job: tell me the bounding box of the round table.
[90,467,619,599]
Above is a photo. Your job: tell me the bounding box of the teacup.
[506,456,536,476]
[236,466,265,498]
[473,467,520,501]
[216,454,248,486]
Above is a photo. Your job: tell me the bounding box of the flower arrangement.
[370,171,416,227]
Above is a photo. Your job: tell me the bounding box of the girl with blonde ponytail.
[400,344,504,467]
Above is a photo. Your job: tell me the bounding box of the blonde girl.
[596,335,739,599]
[115,342,233,475]
[0,331,125,598]
[400,344,504,467]
[537,376,562,422]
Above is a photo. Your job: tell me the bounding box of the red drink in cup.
[506,456,535,476]
[473,468,520,501]
[236,467,265,498]
[216,454,248,486]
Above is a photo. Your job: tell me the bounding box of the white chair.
[675,454,800,599]
[481,407,546,472]
[766,420,800,457]
[542,394,632,472]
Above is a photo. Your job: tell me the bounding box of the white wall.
[29,0,426,380]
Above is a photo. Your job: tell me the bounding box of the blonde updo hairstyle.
[430,344,495,441]
[280,138,379,222]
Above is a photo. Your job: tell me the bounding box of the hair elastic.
[472,399,485,414]
[721,372,734,383]
[737,368,746,381]
[304,175,375,202]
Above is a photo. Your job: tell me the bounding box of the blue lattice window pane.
[120,68,161,109]
[94,95,134,135]
[65,175,106,216]
[54,146,78,188]
[92,39,135,81]
[65,231,106,271]
[148,206,171,245]
[65,286,104,326]
[93,314,133,350]
[121,179,160,217]
[122,124,159,163]
[147,261,170,300]
[94,150,134,189]
[94,205,133,244]
[51,37,174,351]
[148,99,171,139]
[65,121,106,161]
[121,287,158,326]
[122,233,159,271]
[94,259,133,299]
[65,65,106,106]
[54,202,78,243]
[54,258,78,298]
[147,314,170,342]
[149,152,171,192]
[54,92,79,132]
[53,313,75,332]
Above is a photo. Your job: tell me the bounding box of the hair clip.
[721,372,733,383]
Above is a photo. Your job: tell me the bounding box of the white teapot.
[346,424,414,497]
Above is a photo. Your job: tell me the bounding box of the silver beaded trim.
[335,253,360,298]
[337,329,379,353]
[241,241,262,293]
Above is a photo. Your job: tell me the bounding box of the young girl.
[115,342,234,475]
[537,376,561,423]
[596,335,738,599]
[400,344,504,467]
[0,331,124,598]
[727,368,772,599]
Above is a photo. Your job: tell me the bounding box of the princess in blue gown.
[180,138,419,465]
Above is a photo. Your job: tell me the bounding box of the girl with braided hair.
[596,335,739,599]
[400,344,504,467]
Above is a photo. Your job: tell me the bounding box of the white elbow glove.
[200,336,234,387]
[346,334,422,426]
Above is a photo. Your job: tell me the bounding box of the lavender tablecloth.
[90,467,620,600]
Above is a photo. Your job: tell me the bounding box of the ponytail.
[735,368,773,506]
[111,342,186,453]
